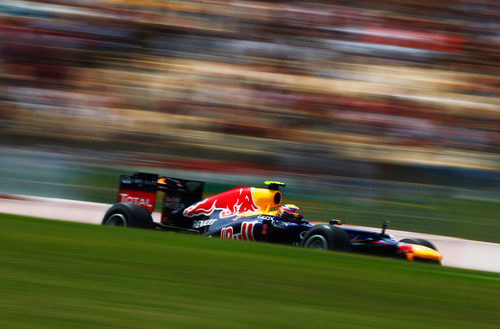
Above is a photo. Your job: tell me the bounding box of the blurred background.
[0,0,499,241]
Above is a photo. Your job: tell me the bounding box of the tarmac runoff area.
[1,194,499,274]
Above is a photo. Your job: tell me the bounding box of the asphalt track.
[1,194,499,273]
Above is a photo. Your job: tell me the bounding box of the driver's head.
[277,204,303,221]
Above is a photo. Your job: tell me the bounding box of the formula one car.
[102,172,442,264]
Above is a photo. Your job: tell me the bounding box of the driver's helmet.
[277,204,303,221]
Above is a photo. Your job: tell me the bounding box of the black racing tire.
[102,203,154,229]
[399,238,438,251]
[302,225,351,251]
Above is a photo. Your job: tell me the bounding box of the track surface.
[1,194,499,273]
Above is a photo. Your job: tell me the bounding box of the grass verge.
[0,214,499,329]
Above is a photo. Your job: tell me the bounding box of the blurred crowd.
[1,0,499,177]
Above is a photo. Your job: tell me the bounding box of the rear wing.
[117,172,204,214]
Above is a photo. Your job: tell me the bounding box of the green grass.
[0,214,499,329]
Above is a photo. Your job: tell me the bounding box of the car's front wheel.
[302,225,351,251]
[102,203,154,229]
[399,238,437,250]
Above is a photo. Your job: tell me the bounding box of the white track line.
[1,195,499,273]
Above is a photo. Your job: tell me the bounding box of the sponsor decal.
[118,189,156,213]
[221,226,233,239]
[183,187,259,218]
[119,194,154,207]
[192,219,217,229]
[221,222,256,241]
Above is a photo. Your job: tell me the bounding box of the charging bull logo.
[183,187,260,218]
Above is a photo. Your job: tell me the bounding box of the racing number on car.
[221,222,255,241]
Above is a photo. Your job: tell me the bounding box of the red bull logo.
[183,187,260,218]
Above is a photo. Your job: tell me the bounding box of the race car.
[102,172,442,264]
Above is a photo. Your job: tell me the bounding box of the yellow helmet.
[277,204,303,221]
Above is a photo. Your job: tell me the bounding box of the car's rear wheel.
[302,225,351,251]
[102,203,154,229]
[105,213,127,226]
